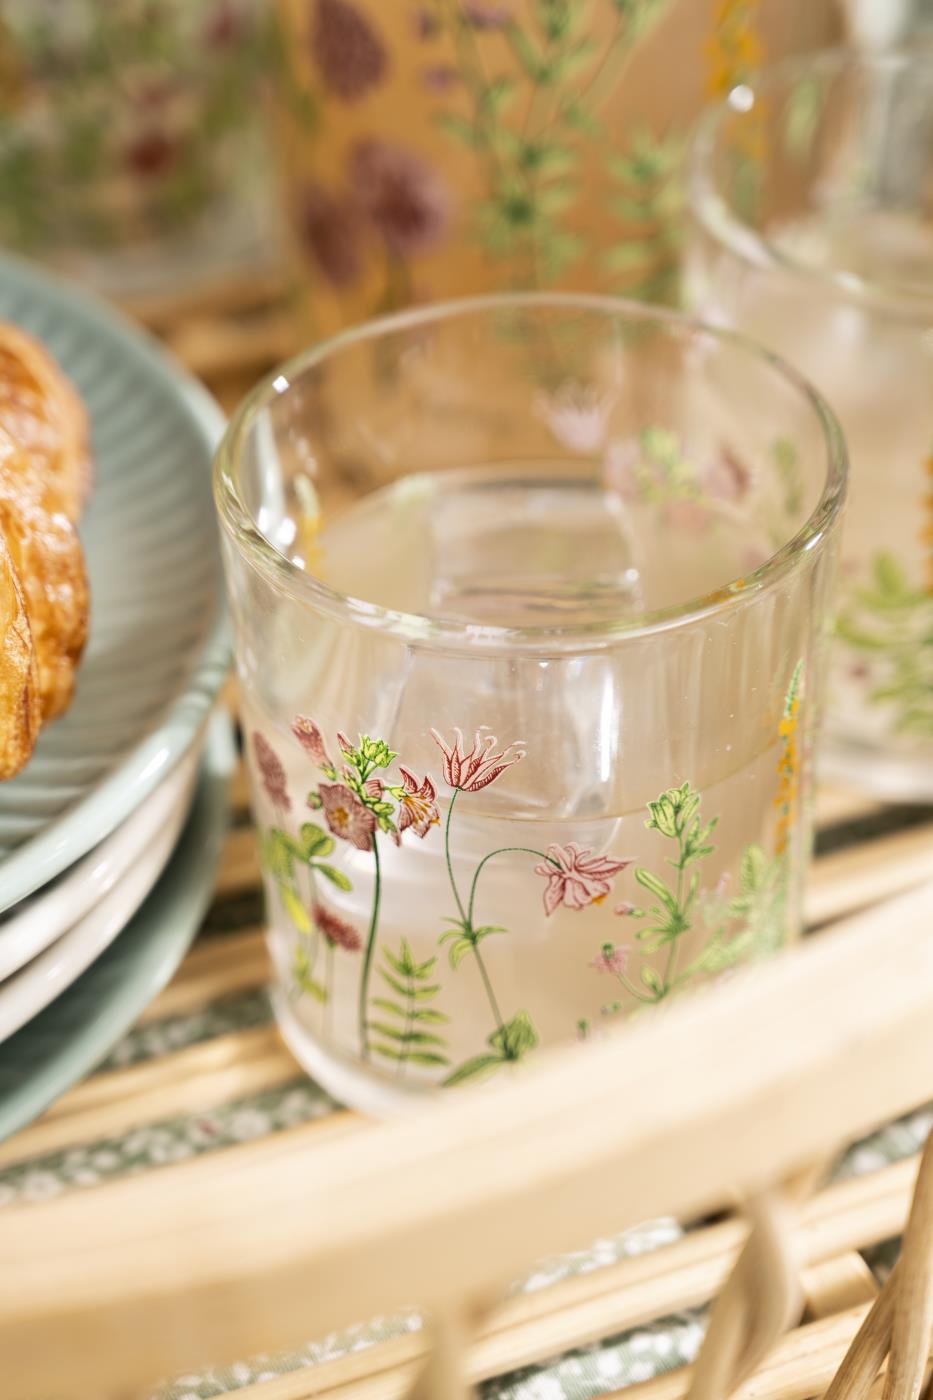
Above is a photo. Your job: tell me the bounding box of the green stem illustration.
[358,835,382,1061]
[466,845,554,927]
[660,860,688,997]
[444,787,466,923]
[325,939,335,1037]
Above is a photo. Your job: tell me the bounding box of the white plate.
[0,737,202,982]
[0,752,198,1043]
[0,252,229,913]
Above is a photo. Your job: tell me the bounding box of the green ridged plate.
[0,710,234,1142]
[0,251,229,912]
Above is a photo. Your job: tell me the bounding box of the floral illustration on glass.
[837,450,933,737]
[590,660,801,1029]
[431,726,631,1085]
[252,659,804,1088]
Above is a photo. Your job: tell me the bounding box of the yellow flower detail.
[706,0,763,98]
[774,663,802,857]
[923,449,933,593]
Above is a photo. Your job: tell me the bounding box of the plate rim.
[0,251,231,912]
[0,740,201,982]
[0,760,194,1042]
[0,709,234,1142]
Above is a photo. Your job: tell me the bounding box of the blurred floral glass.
[687,48,933,798]
[215,294,845,1113]
[0,0,277,297]
[271,0,838,338]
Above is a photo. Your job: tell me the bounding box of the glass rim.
[213,291,847,655]
[690,44,933,317]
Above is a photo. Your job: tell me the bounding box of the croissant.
[0,325,90,780]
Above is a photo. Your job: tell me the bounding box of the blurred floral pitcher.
[273,0,837,336]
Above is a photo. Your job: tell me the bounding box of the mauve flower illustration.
[535,843,632,917]
[311,0,387,101]
[615,901,636,917]
[253,732,291,812]
[462,2,511,28]
[125,128,176,177]
[705,448,750,503]
[319,781,377,850]
[421,64,460,92]
[431,728,525,793]
[412,8,440,38]
[291,714,334,769]
[314,902,362,952]
[297,182,363,288]
[397,765,439,838]
[590,943,630,975]
[203,0,242,47]
[352,139,452,255]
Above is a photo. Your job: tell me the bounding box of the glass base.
[820,733,933,804]
[272,985,438,1117]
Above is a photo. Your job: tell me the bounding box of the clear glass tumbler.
[214,294,845,1113]
[688,47,933,798]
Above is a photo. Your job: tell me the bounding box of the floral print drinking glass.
[214,293,845,1113]
[687,48,933,799]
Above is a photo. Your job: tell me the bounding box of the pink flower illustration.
[535,844,632,917]
[615,901,637,917]
[253,732,290,812]
[412,8,440,38]
[311,0,388,101]
[397,765,439,838]
[537,385,611,453]
[590,943,630,975]
[351,139,452,255]
[319,781,376,851]
[296,182,362,288]
[705,447,750,503]
[314,903,362,952]
[291,714,335,770]
[364,777,384,799]
[421,64,461,92]
[431,727,525,793]
[463,2,511,28]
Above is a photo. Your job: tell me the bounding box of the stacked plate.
[0,253,232,1137]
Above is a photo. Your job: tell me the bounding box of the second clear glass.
[688,46,933,798]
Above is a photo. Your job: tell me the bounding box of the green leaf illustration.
[489,1010,539,1061]
[443,1054,503,1087]
[293,946,327,1003]
[436,112,483,148]
[837,546,933,735]
[641,965,663,993]
[634,867,675,906]
[300,822,334,859]
[314,863,352,892]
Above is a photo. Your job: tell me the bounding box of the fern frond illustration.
[837,552,933,737]
[370,939,450,1077]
